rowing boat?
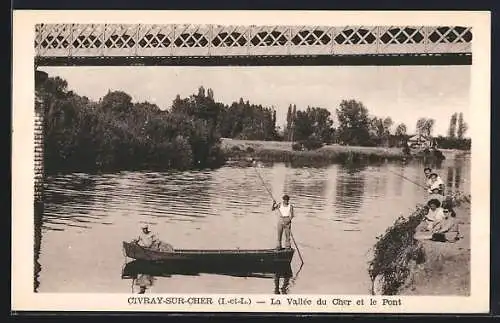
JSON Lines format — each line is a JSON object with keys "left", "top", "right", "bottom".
{"left": 123, "top": 241, "right": 294, "bottom": 265}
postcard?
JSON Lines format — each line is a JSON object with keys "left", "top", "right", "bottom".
{"left": 12, "top": 10, "right": 490, "bottom": 313}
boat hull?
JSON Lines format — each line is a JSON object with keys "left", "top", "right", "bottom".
{"left": 123, "top": 241, "right": 294, "bottom": 266}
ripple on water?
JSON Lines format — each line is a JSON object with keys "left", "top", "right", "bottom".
{"left": 38, "top": 160, "right": 470, "bottom": 293}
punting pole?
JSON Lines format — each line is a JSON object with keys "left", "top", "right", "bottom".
{"left": 252, "top": 163, "right": 305, "bottom": 266}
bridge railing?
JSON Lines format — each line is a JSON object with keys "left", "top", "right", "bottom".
{"left": 35, "top": 24, "right": 472, "bottom": 57}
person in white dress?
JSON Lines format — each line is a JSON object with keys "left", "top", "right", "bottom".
{"left": 428, "top": 173, "right": 445, "bottom": 195}
{"left": 424, "top": 198, "right": 446, "bottom": 231}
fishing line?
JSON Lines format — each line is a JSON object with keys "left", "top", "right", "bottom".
{"left": 386, "top": 167, "right": 471, "bottom": 204}
{"left": 385, "top": 168, "right": 427, "bottom": 190}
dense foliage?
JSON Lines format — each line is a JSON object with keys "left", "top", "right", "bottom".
{"left": 368, "top": 207, "right": 427, "bottom": 295}
{"left": 41, "top": 78, "right": 226, "bottom": 173}
{"left": 40, "top": 75, "right": 471, "bottom": 173}
{"left": 439, "top": 112, "right": 471, "bottom": 150}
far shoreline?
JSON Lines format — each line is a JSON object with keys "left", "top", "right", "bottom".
{"left": 43, "top": 138, "right": 470, "bottom": 176}
{"left": 221, "top": 138, "right": 468, "bottom": 166}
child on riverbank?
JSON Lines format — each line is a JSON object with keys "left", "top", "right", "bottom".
{"left": 428, "top": 173, "right": 445, "bottom": 195}
{"left": 423, "top": 199, "right": 445, "bottom": 231}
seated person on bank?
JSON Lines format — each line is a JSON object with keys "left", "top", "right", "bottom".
{"left": 427, "top": 173, "right": 445, "bottom": 195}
{"left": 430, "top": 206, "right": 460, "bottom": 242}
{"left": 133, "top": 224, "right": 174, "bottom": 252}
{"left": 426, "top": 188, "right": 444, "bottom": 206}
{"left": 422, "top": 199, "right": 445, "bottom": 231}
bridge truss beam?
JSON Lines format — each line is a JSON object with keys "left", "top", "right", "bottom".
{"left": 35, "top": 24, "right": 472, "bottom": 66}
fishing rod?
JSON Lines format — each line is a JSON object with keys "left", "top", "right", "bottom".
{"left": 387, "top": 167, "right": 472, "bottom": 206}
{"left": 252, "top": 162, "right": 305, "bottom": 266}
{"left": 385, "top": 168, "right": 428, "bottom": 190}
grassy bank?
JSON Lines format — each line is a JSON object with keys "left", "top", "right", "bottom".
{"left": 221, "top": 138, "right": 406, "bottom": 166}
{"left": 368, "top": 192, "right": 471, "bottom": 295}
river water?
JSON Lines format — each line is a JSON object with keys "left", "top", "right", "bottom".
{"left": 37, "top": 156, "right": 470, "bottom": 294}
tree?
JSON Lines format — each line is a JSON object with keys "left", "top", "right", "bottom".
{"left": 285, "top": 105, "right": 292, "bottom": 140}
{"left": 42, "top": 76, "right": 227, "bottom": 173}
{"left": 416, "top": 118, "right": 435, "bottom": 137}
{"left": 207, "top": 88, "right": 214, "bottom": 100}
{"left": 100, "top": 90, "right": 134, "bottom": 115}
{"left": 383, "top": 117, "right": 393, "bottom": 134}
{"left": 368, "top": 116, "right": 393, "bottom": 146}
{"left": 447, "top": 113, "right": 458, "bottom": 138}
{"left": 395, "top": 123, "right": 407, "bottom": 137}
{"left": 336, "top": 99, "right": 371, "bottom": 146}
{"left": 457, "top": 112, "right": 468, "bottom": 139}
{"left": 393, "top": 123, "right": 408, "bottom": 147}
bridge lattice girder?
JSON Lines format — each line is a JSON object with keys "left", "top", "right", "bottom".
{"left": 35, "top": 24, "right": 472, "bottom": 58}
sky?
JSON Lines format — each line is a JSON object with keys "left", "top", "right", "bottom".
{"left": 40, "top": 65, "right": 471, "bottom": 136}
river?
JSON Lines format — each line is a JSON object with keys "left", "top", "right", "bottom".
{"left": 36, "top": 156, "right": 470, "bottom": 294}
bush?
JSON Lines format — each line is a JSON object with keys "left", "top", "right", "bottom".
{"left": 292, "top": 142, "right": 303, "bottom": 151}
{"left": 245, "top": 146, "right": 255, "bottom": 153}
{"left": 299, "top": 137, "right": 324, "bottom": 150}
{"left": 231, "top": 145, "right": 241, "bottom": 151}
{"left": 368, "top": 206, "right": 428, "bottom": 295}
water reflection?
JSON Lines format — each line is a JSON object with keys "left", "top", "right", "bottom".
{"left": 274, "top": 273, "right": 292, "bottom": 294}
{"left": 140, "top": 171, "right": 214, "bottom": 221}
{"left": 122, "top": 260, "right": 294, "bottom": 294}
{"left": 391, "top": 166, "right": 405, "bottom": 197}
{"left": 133, "top": 274, "right": 156, "bottom": 294}
{"left": 342, "top": 162, "right": 368, "bottom": 175}
{"left": 446, "top": 161, "right": 463, "bottom": 191}
{"left": 287, "top": 169, "right": 328, "bottom": 213}
{"left": 454, "top": 166, "right": 462, "bottom": 190}
{"left": 37, "top": 158, "right": 470, "bottom": 294}
{"left": 43, "top": 174, "right": 101, "bottom": 232}
{"left": 34, "top": 202, "right": 43, "bottom": 292}
{"left": 335, "top": 164, "right": 366, "bottom": 216}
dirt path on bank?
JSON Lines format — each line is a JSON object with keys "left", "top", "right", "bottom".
{"left": 401, "top": 203, "right": 471, "bottom": 296}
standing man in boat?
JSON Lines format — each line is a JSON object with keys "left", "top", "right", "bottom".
{"left": 272, "top": 195, "right": 294, "bottom": 250}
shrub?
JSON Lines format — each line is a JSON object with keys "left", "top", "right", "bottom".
{"left": 292, "top": 142, "right": 303, "bottom": 151}
{"left": 368, "top": 206, "right": 427, "bottom": 295}
{"left": 299, "top": 137, "right": 324, "bottom": 150}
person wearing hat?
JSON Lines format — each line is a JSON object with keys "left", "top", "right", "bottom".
{"left": 430, "top": 206, "right": 461, "bottom": 242}
{"left": 133, "top": 224, "right": 160, "bottom": 249}
{"left": 272, "top": 194, "right": 295, "bottom": 250}
{"left": 423, "top": 198, "right": 445, "bottom": 231}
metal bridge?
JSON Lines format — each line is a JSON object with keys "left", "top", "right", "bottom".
{"left": 35, "top": 24, "right": 472, "bottom": 65}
